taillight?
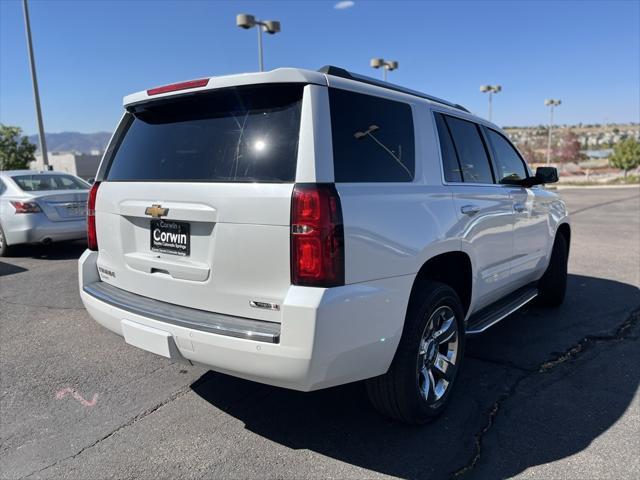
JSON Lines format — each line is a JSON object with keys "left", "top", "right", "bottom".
{"left": 10, "top": 201, "right": 41, "bottom": 214}
{"left": 147, "top": 78, "right": 209, "bottom": 96}
{"left": 291, "top": 183, "right": 344, "bottom": 287}
{"left": 87, "top": 181, "right": 100, "bottom": 251}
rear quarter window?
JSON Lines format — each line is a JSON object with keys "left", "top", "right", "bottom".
{"left": 329, "top": 88, "right": 415, "bottom": 182}
{"left": 104, "top": 84, "right": 304, "bottom": 183}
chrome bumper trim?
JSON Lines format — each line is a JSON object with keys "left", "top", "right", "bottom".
{"left": 83, "top": 281, "right": 280, "bottom": 343}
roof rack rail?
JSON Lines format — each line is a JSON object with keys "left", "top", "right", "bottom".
{"left": 318, "top": 65, "right": 470, "bottom": 113}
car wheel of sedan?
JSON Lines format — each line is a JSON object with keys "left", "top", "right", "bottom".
{"left": 366, "top": 281, "right": 465, "bottom": 424}
{"left": 0, "top": 224, "right": 10, "bottom": 257}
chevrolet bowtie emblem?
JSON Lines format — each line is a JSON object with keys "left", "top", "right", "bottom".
{"left": 145, "top": 204, "right": 169, "bottom": 218}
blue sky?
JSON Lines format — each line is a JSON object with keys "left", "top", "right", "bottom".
{"left": 1, "top": 0, "right": 638, "bottom": 134}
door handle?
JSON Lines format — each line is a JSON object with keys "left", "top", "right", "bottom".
{"left": 461, "top": 205, "right": 480, "bottom": 216}
{"left": 513, "top": 203, "right": 526, "bottom": 213}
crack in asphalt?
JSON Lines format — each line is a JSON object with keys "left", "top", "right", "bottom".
{"left": 464, "top": 355, "right": 535, "bottom": 373}
{"left": 16, "top": 373, "right": 271, "bottom": 479}
{"left": 451, "top": 305, "right": 640, "bottom": 478}
{"left": 17, "top": 379, "right": 203, "bottom": 480}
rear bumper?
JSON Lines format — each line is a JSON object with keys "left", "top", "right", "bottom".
{"left": 78, "top": 250, "right": 413, "bottom": 391}
{"left": 4, "top": 213, "right": 86, "bottom": 245}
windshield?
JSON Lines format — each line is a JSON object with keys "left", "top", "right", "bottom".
{"left": 104, "top": 84, "right": 304, "bottom": 183}
{"left": 12, "top": 174, "right": 89, "bottom": 192}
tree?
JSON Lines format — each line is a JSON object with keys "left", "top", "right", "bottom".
{"left": 0, "top": 125, "right": 36, "bottom": 170}
{"left": 518, "top": 142, "right": 543, "bottom": 164}
{"left": 554, "top": 130, "right": 584, "bottom": 163}
{"left": 609, "top": 138, "right": 640, "bottom": 177}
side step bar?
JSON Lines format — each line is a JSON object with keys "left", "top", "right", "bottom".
{"left": 465, "top": 285, "right": 538, "bottom": 335}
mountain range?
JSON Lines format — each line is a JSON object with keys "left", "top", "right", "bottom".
{"left": 29, "top": 132, "right": 112, "bottom": 154}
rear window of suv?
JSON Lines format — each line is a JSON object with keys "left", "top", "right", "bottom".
{"left": 104, "top": 84, "right": 304, "bottom": 183}
{"left": 329, "top": 88, "right": 415, "bottom": 182}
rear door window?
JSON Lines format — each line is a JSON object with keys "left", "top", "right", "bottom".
{"left": 104, "top": 84, "right": 304, "bottom": 183}
{"left": 329, "top": 88, "right": 415, "bottom": 182}
{"left": 443, "top": 115, "right": 494, "bottom": 184}
{"left": 485, "top": 128, "right": 529, "bottom": 183}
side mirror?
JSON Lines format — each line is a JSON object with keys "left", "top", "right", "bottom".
{"left": 534, "top": 166, "right": 559, "bottom": 184}
{"left": 510, "top": 167, "right": 558, "bottom": 188}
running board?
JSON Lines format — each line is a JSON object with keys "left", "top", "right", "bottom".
{"left": 465, "top": 286, "right": 538, "bottom": 335}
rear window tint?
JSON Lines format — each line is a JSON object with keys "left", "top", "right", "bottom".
{"left": 12, "top": 174, "right": 88, "bottom": 191}
{"left": 329, "top": 88, "right": 415, "bottom": 182}
{"left": 105, "top": 84, "right": 304, "bottom": 183}
{"left": 444, "top": 115, "right": 494, "bottom": 184}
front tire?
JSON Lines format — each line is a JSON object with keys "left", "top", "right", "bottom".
{"left": 366, "top": 281, "right": 465, "bottom": 424}
{"left": 537, "top": 234, "right": 568, "bottom": 307}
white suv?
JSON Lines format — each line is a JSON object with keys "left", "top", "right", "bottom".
{"left": 79, "top": 66, "right": 569, "bottom": 424}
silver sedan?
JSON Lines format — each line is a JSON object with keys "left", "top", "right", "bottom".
{"left": 0, "top": 170, "right": 89, "bottom": 256}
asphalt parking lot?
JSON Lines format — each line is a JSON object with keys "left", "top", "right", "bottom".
{"left": 1, "top": 186, "right": 639, "bottom": 480}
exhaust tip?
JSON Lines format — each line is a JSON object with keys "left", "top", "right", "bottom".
{"left": 41, "top": 238, "right": 52, "bottom": 246}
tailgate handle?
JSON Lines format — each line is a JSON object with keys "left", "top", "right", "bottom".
{"left": 124, "top": 253, "right": 210, "bottom": 282}
{"left": 151, "top": 268, "right": 171, "bottom": 276}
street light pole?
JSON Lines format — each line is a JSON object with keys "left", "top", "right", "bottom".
{"left": 22, "top": 0, "right": 48, "bottom": 168}
{"left": 545, "top": 99, "right": 562, "bottom": 165}
{"left": 256, "top": 24, "right": 263, "bottom": 72}
{"left": 237, "top": 14, "right": 281, "bottom": 72}
{"left": 480, "top": 85, "right": 501, "bottom": 122}
{"left": 370, "top": 58, "right": 399, "bottom": 81}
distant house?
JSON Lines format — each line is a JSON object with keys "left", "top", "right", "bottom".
{"left": 32, "top": 151, "right": 102, "bottom": 180}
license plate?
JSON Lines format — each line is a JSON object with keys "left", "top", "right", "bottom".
{"left": 150, "top": 220, "right": 190, "bottom": 256}
{"left": 65, "top": 204, "right": 86, "bottom": 217}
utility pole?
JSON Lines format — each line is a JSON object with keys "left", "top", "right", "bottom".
{"left": 545, "top": 99, "right": 562, "bottom": 165}
{"left": 22, "top": 0, "right": 49, "bottom": 169}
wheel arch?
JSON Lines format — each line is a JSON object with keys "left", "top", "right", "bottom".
{"left": 407, "top": 251, "right": 473, "bottom": 317}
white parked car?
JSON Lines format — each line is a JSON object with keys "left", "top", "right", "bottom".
{"left": 0, "top": 170, "right": 89, "bottom": 256}
{"left": 79, "top": 67, "right": 569, "bottom": 424}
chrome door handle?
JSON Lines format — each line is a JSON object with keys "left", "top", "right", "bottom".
{"left": 513, "top": 203, "right": 526, "bottom": 212}
{"left": 461, "top": 205, "right": 480, "bottom": 216}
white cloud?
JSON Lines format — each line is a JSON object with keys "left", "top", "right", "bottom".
{"left": 334, "top": 1, "right": 355, "bottom": 10}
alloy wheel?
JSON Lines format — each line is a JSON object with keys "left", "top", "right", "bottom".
{"left": 416, "top": 305, "right": 459, "bottom": 407}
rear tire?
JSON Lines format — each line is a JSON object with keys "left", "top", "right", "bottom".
{"left": 537, "top": 234, "right": 568, "bottom": 307}
{"left": 366, "top": 281, "right": 465, "bottom": 424}
{"left": 0, "top": 224, "right": 10, "bottom": 257}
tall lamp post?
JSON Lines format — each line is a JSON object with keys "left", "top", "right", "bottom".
{"left": 480, "top": 85, "right": 501, "bottom": 122}
{"left": 370, "top": 58, "right": 398, "bottom": 82}
{"left": 22, "top": 0, "right": 48, "bottom": 169}
{"left": 236, "top": 14, "right": 281, "bottom": 72}
{"left": 544, "top": 99, "right": 562, "bottom": 165}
